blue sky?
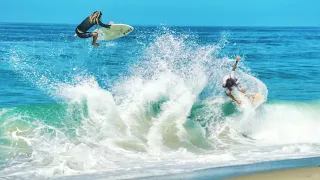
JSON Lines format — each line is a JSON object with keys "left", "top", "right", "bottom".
{"left": 1, "top": 0, "right": 320, "bottom": 26}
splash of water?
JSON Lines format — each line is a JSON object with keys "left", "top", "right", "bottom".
{"left": 3, "top": 27, "right": 319, "bottom": 180}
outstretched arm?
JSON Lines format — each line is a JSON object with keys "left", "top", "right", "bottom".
{"left": 232, "top": 56, "right": 241, "bottom": 71}
{"left": 97, "top": 19, "right": 112, "bottom": 28}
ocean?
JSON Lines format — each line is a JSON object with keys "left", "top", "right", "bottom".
{"left": 0, "top": 23, "right": 319, "bottom": 179}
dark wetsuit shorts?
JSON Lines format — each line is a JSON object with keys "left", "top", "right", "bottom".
{"left": 76, "top": 29, "right": 93, "bottom": 38}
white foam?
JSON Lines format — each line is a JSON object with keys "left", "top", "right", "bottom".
{"left": 237, "top": 103, "right": 320, "bottom": 144}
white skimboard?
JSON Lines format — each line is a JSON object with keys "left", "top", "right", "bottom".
{"left": 245, "top": 93, "right": 265, "bottom": 106}
{"left": 94, "top": 24, "right": 134, "bottom": 41}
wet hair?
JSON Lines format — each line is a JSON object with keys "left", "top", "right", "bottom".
{"left": 93, "top": 11, "right": 102, "bottom": 17}
{"left": 90, "top": 11, "right": 102, "bottom": 24}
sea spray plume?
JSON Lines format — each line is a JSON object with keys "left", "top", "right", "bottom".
{"left": 112, "top": 28, "right": 225, "bottom": 153}
{"left": 56, "top": 76, "right": 127, "bottom": 143}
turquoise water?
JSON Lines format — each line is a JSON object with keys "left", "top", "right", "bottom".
{"left": 0, "top": 23, "right": 319, "bottom": 179}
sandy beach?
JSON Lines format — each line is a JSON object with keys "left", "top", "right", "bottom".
{"left": 224, "top": 166, "right": 320, "bottom": 180}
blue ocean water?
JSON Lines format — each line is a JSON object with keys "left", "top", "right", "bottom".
{"left": 0, "top": 23, "right": 319, "bottom": 179}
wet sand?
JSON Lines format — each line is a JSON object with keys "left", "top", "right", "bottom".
{"left": 224, "top": 166, "right": 320, "bottom": 180}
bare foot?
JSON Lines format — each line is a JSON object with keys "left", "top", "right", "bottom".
{"left": 92, "top": 43, "right": 100, "bottom": 46}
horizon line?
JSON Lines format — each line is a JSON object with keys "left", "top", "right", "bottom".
{"left": 1, "top": 21, "right": 320, "bottom": 28}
